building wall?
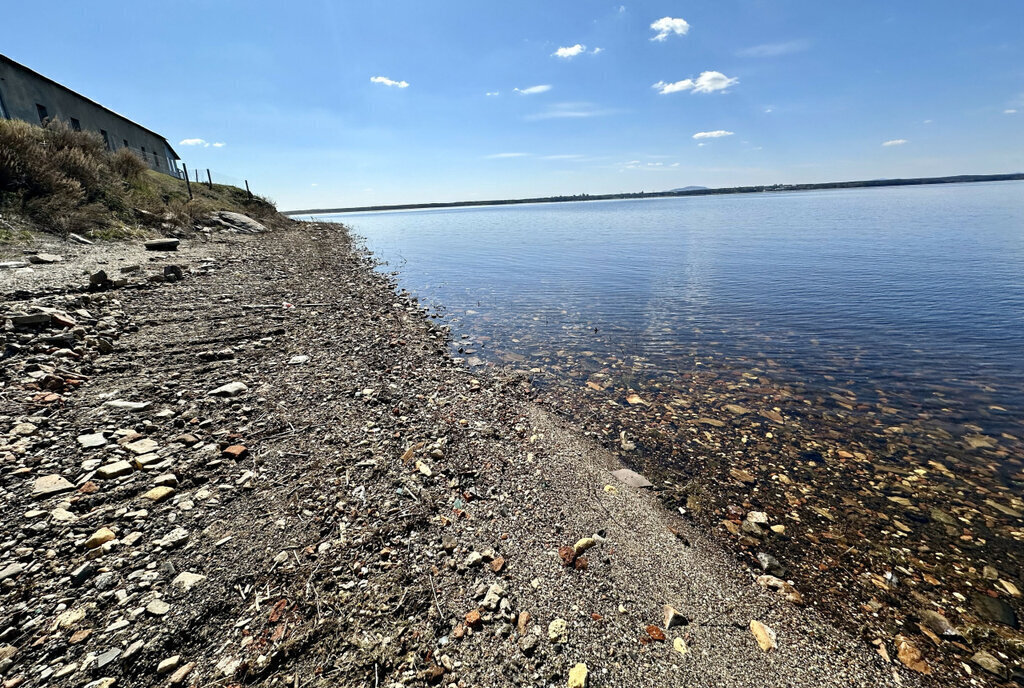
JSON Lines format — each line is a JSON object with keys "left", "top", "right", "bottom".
{"left": 0, "top": 58, "right": 179, "bottom": 176}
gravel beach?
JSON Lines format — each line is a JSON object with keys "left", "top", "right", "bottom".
{"left": 0, "top": 221, "right": 929, "bottom": 687}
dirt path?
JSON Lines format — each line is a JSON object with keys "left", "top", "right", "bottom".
{"left": 0, "top": 224, "right": 918, "bottom": 687}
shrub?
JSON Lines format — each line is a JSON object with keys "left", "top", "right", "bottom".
{"left": 110, "top": 147, "right": 148, "bottom": 184}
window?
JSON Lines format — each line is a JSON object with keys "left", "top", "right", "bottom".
{"left": 0, "top": 86, "right": 8, "bottom": 119}
{"left": 100, "top": 130, "right": 110, "bottom": 149}
{"left": 36, "top": 104, "right": 48, "bottom": 123}
{"left": 153, "top": 151, "right": 160, "bottom": 167}
{"left": 123, "top": 139, "right": 129, "bottom": 148}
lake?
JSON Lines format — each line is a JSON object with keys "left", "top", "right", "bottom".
{"left": 320, "top": 182, "right": 1024, "bottom": 438}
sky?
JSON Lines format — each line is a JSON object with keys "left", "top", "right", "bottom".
{"left": 4, "top": 1, "right": 1023, "bottom": 209}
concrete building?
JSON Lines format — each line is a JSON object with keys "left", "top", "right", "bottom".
{"left": 0, "top": 54, "right": 180, "bottom": 176}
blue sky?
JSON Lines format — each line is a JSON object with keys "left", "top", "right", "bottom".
{"left": 4, "top": 1, "right": 1023, "bottom": 209}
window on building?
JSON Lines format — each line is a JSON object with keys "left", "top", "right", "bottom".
{"left": 69, "top": 118, "right": 81, "bottom": 131}
{"left": 153, "top": 152, "right": 160, "bottom": 167}
{"left": 141, "top": 146, "right": 146, "bottom": 161}
{"left": 100, "top": 130, "right": 110, "bottom": 149}
{"left": 0, "top": 87, "right": 9, "bottom": 119}
{"left": 123, "top": 139, "right": 129, "bottom": 148}
{"left": 36, "top": 104, "right": 48, "bottom": 123}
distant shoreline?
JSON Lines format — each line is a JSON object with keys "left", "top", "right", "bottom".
{"left": 285, "top": 172, "right": 1024, "bottom": 216}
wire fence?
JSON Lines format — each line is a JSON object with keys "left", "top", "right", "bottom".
{"left": 176, "top": 162, "right": 259, "bottom": 202}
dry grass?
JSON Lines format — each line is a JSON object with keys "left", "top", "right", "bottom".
{"left": 0, "top": 118, "right": 278, "bottom": 239}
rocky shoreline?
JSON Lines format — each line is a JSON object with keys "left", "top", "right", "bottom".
{"left": 0, "top": 221, "right": 930, "bottom": 687}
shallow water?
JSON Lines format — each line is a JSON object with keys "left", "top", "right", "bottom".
{"left": 319, "top": 181, "right": 1024, "bottom": 441}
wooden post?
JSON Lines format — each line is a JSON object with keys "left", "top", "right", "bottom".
{"left": 245, "top": 180, "right": 253, "bottom": 200}
{"left": 206, "top": 169, "right": 213, "bottom": 189}
{"left": 182, "top": 163, "right": 193, "bottom": 200}
{"left": 194, "top": 168, "right": 199, "bottom": 183}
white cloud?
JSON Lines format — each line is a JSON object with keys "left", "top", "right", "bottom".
{"left": 486, "top": 152, "right": 530, "bottom": 159}
{"left": 179, "top": 138, "right": 225, "bottom": 149}
{"left": 1005, "top": 109, "right": 1018, "bottom": 114}
{"left": 542, "top": 154, "right": 584, "bottom": 160}
{"left": 486, "top": 91, "right": 500, "bottom": 97}
{"left": 653, "top": 71, "right": 737, "bottom": 95}
{"left": 650, "top": 17, "right": 690, "bottom": 41}
{"left": 592, "top": 47, "right": 604, "bottom": 55}
{"left": 882, "top": 139, "right": 908, "bottom": 146}
{"left": 553, "top": 44, "right": 586, "bottom": 59}
{"left": 370, "top": 76, "right": 409, "bottom": 88}
{"left": 923, "top": 119, "right": 933, "bottom": 124}
{"left": 693, "top": 130, "right": 734, "bottom": 139}
{"left": 737, "top": 40, "right": 810, "bottom": 58}
{"left": 514, "top": 84, "right": 552, "bottom": 95}
{"left": 671, "top": 162, "right": 680, "bottom": 167}
{"left": 525, "top": 102, "right": 613, "bottom": 120}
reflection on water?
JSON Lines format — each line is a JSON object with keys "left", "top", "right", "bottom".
{"left": 319, "top": 182, "right": 1024, "bottom": 678}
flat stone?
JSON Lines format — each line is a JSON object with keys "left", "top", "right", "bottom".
{"left": 96, "top": 460, "right": 134, "bottom": 479}
{"left": 124, "top": 438, "right": 159, "bottom": 455}
{"left": 169, "top": 662, "right": 195, "bottom": 685}
{"left": 104, "top": 400, "right": 153, "bottom": 412}
{"left": 610, "top": 468, "right": 653, "bottom": 489}
{"left": 209, "top": 381, "right": 248, "bottom": 397}
{"left": 0, "top": 563, "right": 25, "bottom": 582}
{"left": 157, "top": 656, "right": 181, "bottom": 674}
{"left": 288, "top": 355, "right": 309, "bottom": 364}
{"left": 95, "top": 648, "right": 122, "bottom": 669}
{"left": 142, "top": 486, "right": 175, "bottom": 503}
{"left": 971, "top": 650, "right": 1007, "bottom": 678}
{"left": 750, "top": 620, "right": 777, "bottom": 651}
{"left": 171, "top": 572, "right": 207, "bottom": 591}
{"left": 159, "top": 527, "right": 189, "bottom": 549}
{"left": 144, "top": 238, "right": 180, "bottom": 251}
{"left": 146, "top": 599, "right": 170, "bottom": 616}
{"left": 32, "top": 474, "right": 75, "bottom": 497}
{"left": 85, "top": 527, "right": 116, "bottom": 548}
{"left": 28, "top": 253, "right": 63, "bottom": 264}
{"left": 77, "top": 433, "right": 108, "bottom": 449}
{"left": 11, "top": 422, "right": 37, "bottom": 436}
{"left": 972, "top": 592, "right": 1018, "bottom": 628}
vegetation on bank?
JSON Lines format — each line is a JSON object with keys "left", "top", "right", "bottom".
{"left": 0, "top": 118, "right": 277, "bottom": 239}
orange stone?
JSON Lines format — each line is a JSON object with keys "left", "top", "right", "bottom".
{"left": 222, "top": 445, "right": 248, "bottom": 459}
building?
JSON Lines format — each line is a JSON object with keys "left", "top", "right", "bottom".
{"left": 0, "top": 54, "right": 181, "bottom": 177}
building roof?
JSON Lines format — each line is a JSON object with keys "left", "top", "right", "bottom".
{"left": 0, "top": 53, "right": 180, "bottom": 160}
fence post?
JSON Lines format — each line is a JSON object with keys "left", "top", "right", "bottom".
{"left": 194, "top": 168, "right": 199, "bottom": 183}
{"left": 245, "top": 180, "right": 253, "bottom": 200}
{"left": 182, "top": 163, "right": 193, "bottom": 200}
{"left": 206, "top": 169, "right": 213, "bottom": 190}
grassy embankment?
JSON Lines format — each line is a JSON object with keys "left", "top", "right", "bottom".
{"left": 0, "top": 118, "right": 276, "bottom": 243}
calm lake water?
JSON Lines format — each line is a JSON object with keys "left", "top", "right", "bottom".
{"left": 319, "top": 182, "right": 1024, "bottom": 440}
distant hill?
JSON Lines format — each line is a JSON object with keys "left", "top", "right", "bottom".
{"left": 668, "top": 186, "right": 707, "bottom": 192}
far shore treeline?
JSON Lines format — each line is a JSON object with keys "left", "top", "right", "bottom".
{"left": 287, "top": 172, "right": 1024, "bottom": 216}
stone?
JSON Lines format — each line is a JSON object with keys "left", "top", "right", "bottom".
{"left": 70, "top": 562, "right": 96, "bottom": 586}
{"left": 171, "top": 572, "right": 207, "bottom": 591}
{"left": 482, "top": 583, "right": 503, "bottom": 610}
{"left": 146, "top": 599, "right": 170, "bottom": 616}
{"left": 548, "top": 618, "right": 567, "bottom": 643}
{"left": 69, "top": 232, "right": 93, "bottom": 245}
{"left": 464, "top": 551, "right": 483, "bottom": 567}
{"left": 573, "top": 537, "right": 596, "bottom": 555}
{"left": 757, "top": 552, "right": 786, "bottom": 577}
{"left": 51, "top": 507, "right": 77, "bottom": 522}
{"left": 104, "top": 400, "right": 153, "bottom": 412}
{"left": 95, "top": 648, "right": 122, "bottom": 669}
{"left": 142, "top": 486, "right": 175, "bottom": 503}
{"left": 663, "top": 604, "right": 687, "bottom": 629}
{"left": 673, "top": 637, "right": 688, "bottom": 655}
{"left": 55, "top": 607, "right": 86, "bottom": 629}
{"left": 518, "top": 634, "right": 538, "bottom": 656}
{"left": 919, "top": 610, "right": 957, "bottom": 637}
{"left": 124, "top": 438, "right": 159, "bottom": 455}
{"left": 464, "top": 609, "right": 482, "bottom": 628}
{"left": 0, "top": 563, "right": 25, "bottom": 582}
{"left": 96, "top": 461, "right": 134, "bottom": 479}
{"left": 750, "top": 620, "right": 776, "bottom": 651}
{"left": 154, "top": 473, "right": 178, "bottom": 487}
{"left": 610, "top": 468, "right": 653, "bottom": 489}
{"left": 28, "top": 253, "right": 64, "bottom": 264}
{"left": 567, "top": 663, "right": 588, "bottom": 688}
{"left": 724, "top": 404, "right": 750, "bottom": 415}
{"left": 157, "top": 656, "right": 181, "bottom": 674}
{"left": 895, "top": 635, "right": 931, "bottom": 675}
{"left": 144, "top": 238, "right": 180, "bottom": 251}
{"left": 971, "top": 651, "right": 1006, "bottom": 678}
{"left": 209, "top": 381, "right": 248, "bottom": 397}
{"left": 730, "top": 468, "right": 756, "bottom": 484}
{"left": 222, "top": 445, "right": 248, "bottom": 459}
{"left": 288, "top": 355, "right": 309, "bottom": 365}
{"left": 169, "top": 662, "right": 195, "bottom": 685}
{"left": 86, "top": 528, "right": 116, "bottom": 548}
{"left": 77, "top": 432, "right": 107, "bottom": 448}
{"left": 160, "top": 527, "right": 190, "bottom": 549}
{"left": 32, "top": 474, "right": 75, "bottom": 497}
{"left": 11, "top": 422, "right": 37, "bottom": 436}
{"left": 210, "top": 211, "right": 268, "bottom": 234}
{"left": 972, "top": 592, "right": 1018, "bottom": 628}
